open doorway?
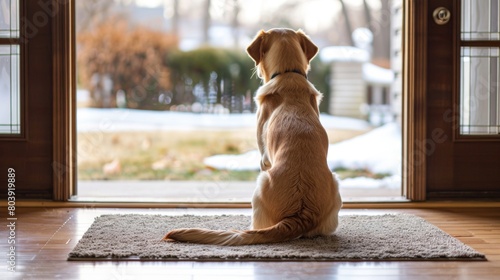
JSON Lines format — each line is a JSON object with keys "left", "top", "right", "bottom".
{"left": 75, "top": 0, "right": 404, "bottom": 202}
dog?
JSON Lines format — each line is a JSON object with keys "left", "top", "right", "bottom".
{"left": 163, "top": 28, "right": 342, "bottom": 245}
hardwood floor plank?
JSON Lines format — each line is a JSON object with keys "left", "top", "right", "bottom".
{"left": 2, "top": 206, "right": 500, "bottom": 280}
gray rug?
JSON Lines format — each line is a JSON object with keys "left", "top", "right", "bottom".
{"left": 68, "top": 214, "right": 485, "bottom": 261}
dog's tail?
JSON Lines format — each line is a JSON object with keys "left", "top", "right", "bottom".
{"left": 163, "top": 216, "right": 312, "bottom": 246}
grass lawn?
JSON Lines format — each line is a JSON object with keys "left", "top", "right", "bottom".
{"left": 77, "top": 128, "right": 375, "bottom": 181}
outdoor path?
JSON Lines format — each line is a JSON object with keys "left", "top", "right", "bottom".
{"left": 76, "top": 180, "right": 402, "bottom": 202}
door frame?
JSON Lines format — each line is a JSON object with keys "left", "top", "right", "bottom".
{"left": 402, "top": 0, "right": 427, "bottom": 200}
{"left": 52, "top": 0, "right": 428, "bottom": 201}
{"left": 53, "top": 0, "right": 76, "bottom": 200}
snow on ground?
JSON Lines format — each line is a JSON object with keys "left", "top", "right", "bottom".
{"left": 327, "top": 122, "right": 401, "bottom": 175}
{"left": 77, "top": 108, "right": 371, "bottom": 131}
{"left": 204, "top": 123, "right": 401, "bottom": 174}
{"left": 204, "top": 150, "right": 261, "bottom": 171}
{"left": 77, "top": 108, "right": 401, "bottom": 189}
{"left": 204, "top": 123, "right": 402, "bottom": 189}
{"left": 340, "top": 175, "right": 401, "bottom": 189}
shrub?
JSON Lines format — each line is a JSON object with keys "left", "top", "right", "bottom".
{"left": 166, "top": 47, "right": 330, "bottom": 113}
{"left": 166, "top": 47, "right": 261, "bottom": 113}
{"left": 77, "top": 20, "right": 330, "bottom": 113}
{"left": 77, "top": 18, "right": 178, "bottom": 110}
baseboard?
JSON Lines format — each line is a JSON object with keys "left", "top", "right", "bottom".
{"left": 427, "top": 191, "right": 500, "bottom": 200}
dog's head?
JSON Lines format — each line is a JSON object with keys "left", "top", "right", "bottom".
{"left": 246, "top": 28, "right": 318, "bottom": 83}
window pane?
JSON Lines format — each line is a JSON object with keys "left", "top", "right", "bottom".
{"left": 0, "top": 45, "right": 20, "bottom": 134}
{"left": 0, "top": 0, "right": 19, "bottom": 38}
{"left": 461, "top": 0, "right": 500, "bottom": 40}
{"left": 460, "top": 47, "right": 500, "bottom": 135}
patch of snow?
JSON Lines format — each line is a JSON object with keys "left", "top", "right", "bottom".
{"left": 340, "top": 175, "right": 401, "bottom": 189}
{"left": 77, "top": 89, "right": 90, "bottom": 103}
{"left": 77, "top": 108, "right": 371, "bottom": 132}
{"left": 203, "top": 122, "right": 402, "bottom": 189}
{"left": 327, "top": 122, "right": 401, "bottom": 175}
{"left": 204, "top": 150, "right": 261, "bottom": 171}
{"left": 362, "top": 63, "right": 394, "bottom": 85}
{"left": 320, "top": 46, "right": 370, "bottom": 63}
{"left": 319, "top": 113, "right": 371, "bottom": 130}
{"left": 77, "top": 108, "right": 256, "bottom": 131}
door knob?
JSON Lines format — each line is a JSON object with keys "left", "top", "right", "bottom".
{"left": 433, "top": 7, "right": 451, "bottom": 25}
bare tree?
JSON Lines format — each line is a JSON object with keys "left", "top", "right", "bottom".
{"left": 362, "top": 0, "right": 372, "bottom": 28}
{"left": 76, "top": 0, "right": 114, "bottom": 32}
{"left": 172, "top": 0, "right": 180, "bottom": 36}
{"left": 371, "top": 0, "right": 391, "bottom": 64}
{"left": 202, "top": 0, "right": 211, "bottom": 44}
{"left": 339, "top": 0, "right": 354, "bottom": 46}
{"left": 231, "top": 0, "right": 241, "bottom": 48}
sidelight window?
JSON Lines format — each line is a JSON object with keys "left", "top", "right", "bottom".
{"left": 0, "top": 0, "right": 21, "bottom": 135}
{"left": 459, "top": 0, "right": 500, "bottom": 135}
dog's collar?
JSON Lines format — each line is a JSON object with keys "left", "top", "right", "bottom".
{"left": 270, "top": 69, "right": 307, "bottom": 80}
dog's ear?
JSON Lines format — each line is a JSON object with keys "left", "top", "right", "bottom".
{"left": 247, "top": 30, "right": 266, "bottom": 65}
{"left": 297, "top": 30, "right": 318, "bottom": 62}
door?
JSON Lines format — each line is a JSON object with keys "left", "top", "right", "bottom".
{"left": 0, "top": 1, "right": 57, "bottom": 199}
{"left": 426, "top": 0, "right": 500, "bottom": 197}
{"left": 0, "top": 1, "right": 74, "bottom": 200}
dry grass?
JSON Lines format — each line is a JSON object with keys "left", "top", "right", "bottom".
{"left": 77, "top": 128, "right": 369, "bottom": 181}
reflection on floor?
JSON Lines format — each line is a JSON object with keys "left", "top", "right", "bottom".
{"left": 9, "top": 206, "right": 500, "bottom": 279}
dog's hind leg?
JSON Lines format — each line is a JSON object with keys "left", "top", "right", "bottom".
{"left": 250, "top": 172, "right": 275, "bottom": 230}
{"left": 304, "top": 174, "right": 342, "bottom": 237}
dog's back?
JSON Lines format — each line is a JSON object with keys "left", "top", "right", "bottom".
{"left": 164, "top": 29, "right": 342, "bottom": 245}
{"left": 252, "top": 70, "right": 341, "bottom": 238}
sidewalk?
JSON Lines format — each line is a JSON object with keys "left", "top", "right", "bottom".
{"left": 76, "top": 180, "right": 403, "bottom": 203}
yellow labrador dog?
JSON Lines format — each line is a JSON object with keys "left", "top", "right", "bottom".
{"left": 164, "top": 28, "right": 342, "bottom": 245}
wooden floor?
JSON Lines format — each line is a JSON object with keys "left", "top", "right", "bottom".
{"left": 2, "top": 205, "right": 500, "bottom": 280}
